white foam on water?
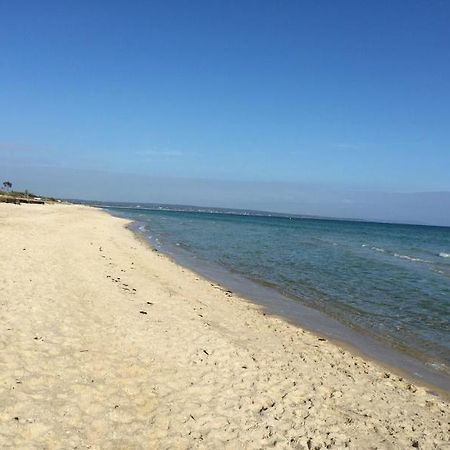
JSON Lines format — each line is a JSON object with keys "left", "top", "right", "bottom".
{"left": 426, "top": 361, "right": 449, "bottom": 373}
{"left": 372, "top": 247, "right": 385, "bottom": 253}
{"left": 438, "top": 252, "right": 450, "bottom": 258}
{"left": 393, "top": 253, "right": 429, "bottom": 263}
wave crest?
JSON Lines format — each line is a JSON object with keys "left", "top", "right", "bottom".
{"left": 393, "top": 253, "right": 429, "bottom": 263}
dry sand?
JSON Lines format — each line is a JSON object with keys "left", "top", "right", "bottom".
{"left": 0, "top": 203, "right": 448, "bottom": 449}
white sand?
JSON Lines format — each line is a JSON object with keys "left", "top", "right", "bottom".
{"left": 0, "top": 203, "right": 448, "bottom": 449}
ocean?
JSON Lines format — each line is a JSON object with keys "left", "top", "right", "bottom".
{"left": 96, "top": 202, "right": 450, "bottom": 388}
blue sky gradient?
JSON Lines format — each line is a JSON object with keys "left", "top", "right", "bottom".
{"left": 1, "top": 1, "right": 450, "bottom": 223}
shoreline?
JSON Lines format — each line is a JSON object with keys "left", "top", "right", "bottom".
{"left": 1, "top": 203, "right": 449, "bottom": 448}
{"left": 123, "top": 215, "right": 450, "bottom": 396}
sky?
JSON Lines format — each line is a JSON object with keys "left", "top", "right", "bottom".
{"left": 1, "top": 1, "right": 450, "bottom": 224}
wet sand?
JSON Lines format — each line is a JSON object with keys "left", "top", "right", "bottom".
{"left": 0, "top": 203, "right": 448, "bottom": 449}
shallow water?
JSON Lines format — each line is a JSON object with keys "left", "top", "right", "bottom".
{"left": 101, "top": 203, "right": 450, "bottom": 377}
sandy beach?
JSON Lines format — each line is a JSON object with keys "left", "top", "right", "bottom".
{"left": 0, "top": 203, "right": 448, "bottom": 449}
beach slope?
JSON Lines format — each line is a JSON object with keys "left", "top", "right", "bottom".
{"left": 0, "top": 203, "right": 448, "bottom": 449}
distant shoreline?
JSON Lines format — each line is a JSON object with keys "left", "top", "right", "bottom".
{"left": 73, "top": 198, "right": 450, "bottom": 229}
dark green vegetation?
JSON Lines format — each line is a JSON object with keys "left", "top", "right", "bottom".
{"left": 0, "top": 181, "right": 57, "bottom": 204}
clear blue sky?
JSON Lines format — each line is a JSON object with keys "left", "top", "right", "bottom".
{"left": 1, "top": 1, "right": 450, "bottom": 223}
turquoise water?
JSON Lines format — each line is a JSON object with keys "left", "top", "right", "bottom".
{"left": 105, "top": 204, "right": 450, "bottom": 372}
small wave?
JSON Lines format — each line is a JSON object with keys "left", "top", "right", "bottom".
{"left": 361, "top": 244, "right": 386, "bottom": 253}
{"left": 438, "top": 252, "right": 450, "bottom": 258}
{"left": 393, "top": 253, "right": 429, "bottom": 263}
{"left": 426, "top": 362, "right": 449, "bottom": 373}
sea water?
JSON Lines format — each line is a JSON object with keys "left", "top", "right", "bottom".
{"left": 101, "top": 203, "right": 450, "bottom": 379}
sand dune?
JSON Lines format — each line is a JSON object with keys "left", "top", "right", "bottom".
{"left": 0, "top": 203, "right": 448, "bottom": 449}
